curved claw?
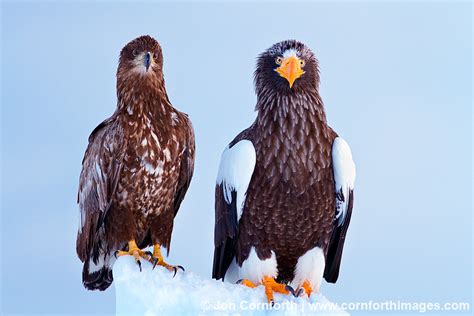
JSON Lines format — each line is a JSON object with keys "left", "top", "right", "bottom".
{"left": 144, "top": 251, "right": 153, "bottom": 258}
{"left": 285, "top": 285, "right": 297, "bottom": 297}
{"left": 296, "top": 288, "right": 305, "bottom": 297}
{"left": 151, "top": 257, "right": 158, "bottom": 270}
{"left": 270, "top": 299, "right": 275, "bottom": 307}
{"left": 114, "top": 250, "right": 119, "bottom": 259}
{"left": 136, "top": 259, "right": 142, "bottom": 272}
{"left": 171, "top": 265, "right": 185, "bottom": 277}
{"left": 236, "top": 279, "right": 244, "bottom": 284}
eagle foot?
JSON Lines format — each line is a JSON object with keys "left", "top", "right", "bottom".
{"left": 236, "top": 279, "right": 258, "bottom": 288}
{"left": 262, "top": 276, "right": 292, "bottom": 304}
{"left": 237, "top": 277, "right": 292, "bottom": 304}
{"left": 295, "top": 280, "right": 313, "bottom": 298}
{"left": 148, "top": 244, "right": 185, "bottom": 277}
{"left": 115, "top": 240, "right": 150, "bottom": 272}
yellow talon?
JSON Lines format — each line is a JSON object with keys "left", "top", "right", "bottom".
{"left": 147, "top": 244, "right": 184, "bottom": 276}
{"left": 115, "top": 240, "right": 150, "bottom": 271}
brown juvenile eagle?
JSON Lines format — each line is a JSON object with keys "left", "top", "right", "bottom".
{"left": 77, "top": 35, "right": 195, "bottom": 291}
{"left": 212, "top": 40, "right": 356, "bottom": 303}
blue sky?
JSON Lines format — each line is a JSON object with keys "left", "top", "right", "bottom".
{"left": 1, "top": 1, "right": 472, "bottom": 315}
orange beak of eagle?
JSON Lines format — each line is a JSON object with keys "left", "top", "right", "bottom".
{"left": 275, "top": 56, "right": 305, "bottom": 88}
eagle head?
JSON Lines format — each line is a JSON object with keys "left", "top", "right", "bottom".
{"left": 117, "top": 35, "right": 164, "bottom": 80}
{"left": 254, "top": 40, "right": 320, "bottom": 95}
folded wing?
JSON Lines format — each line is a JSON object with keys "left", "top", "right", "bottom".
{"left": 76, "top": 115, "right": 124, "bottom": 264}
{"left": 324, "top": 137, "right": 356, "bottom": 283}
{"left": 212, "top": 139, "right": 256, "bottom": 280}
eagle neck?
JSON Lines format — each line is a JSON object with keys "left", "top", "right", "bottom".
{"left": 116, "top": 76, "right": 173, "bottom": 122}
{"left": 254, "top": 89, "right": 330, "bottom": 139}
{"left": 253, "top": 89, "right": 334, "bottom": 182}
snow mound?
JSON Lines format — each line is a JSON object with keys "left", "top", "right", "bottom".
{"left": 114, "top": 256, "right": 349, "bottom": 316}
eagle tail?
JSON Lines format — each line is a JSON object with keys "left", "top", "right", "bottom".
{"left": 82, "top": 253, "right": 115, "bottom": 291}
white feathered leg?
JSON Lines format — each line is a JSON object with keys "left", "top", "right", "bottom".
{"left": 290, "top": 246, "right": 325, "bottom": 297}
{"left": 237, "top": 247, "right": 292, "bottom": 304}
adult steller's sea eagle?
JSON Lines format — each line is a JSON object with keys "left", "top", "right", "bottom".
{"left": 76, "top": 35, "right": 195, "bottom": 291}
{"left": 212, "top": 40, "right": 356, "bottom": 304}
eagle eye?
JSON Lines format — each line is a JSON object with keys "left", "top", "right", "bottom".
{"left": 275, "top": 57, "right": 283, "bottom": 65}
{"left": 300, "top": 59, "right": 306, "bottom": 67}
{"left": 132, "top": 49, "right": 138, "bottom": 57}
{"left": 153, "top": 53, "right": 159, "bottom": 61}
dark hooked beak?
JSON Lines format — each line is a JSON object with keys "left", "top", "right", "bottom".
{"left": 145, "top": 52, "right": 151, "bottom": 72}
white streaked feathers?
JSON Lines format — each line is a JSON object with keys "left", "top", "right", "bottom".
{"left": 79, "top": 156, "right": 107, "bottom": 233}
{"left": 88, "top": 251, "right": 116, "bottom": 273}
{"left": 332, "top": 137, "right": 356, "bottom": 226}
{"left": 88, "top": 255, "right": 105, "bottom": 273}
{"left": 78, "top": 177, "right": 93, "bottom": 232}
{"left": 163, "top": 148, "right": 171, "bottom": 161}
{"left": 170, "top": 112, "right": 179, "bottom": 126}
{"left": 142, "top": 161, "right": 163, "bottom": 176}
{"left": 216, "top": 140, "right": 256, "bottom": 221}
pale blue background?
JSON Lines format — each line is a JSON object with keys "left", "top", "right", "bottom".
{"left": 1, "top": 1, "right": 472, "bottom": 315}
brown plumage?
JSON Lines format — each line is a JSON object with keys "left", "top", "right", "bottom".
{"left": 77, "top": 35, "right": 194, "bottom": 291}
{"left": 213, "top": 40, "right": 355, "bottom": 302}
{"left": 233, "top": 94, "right": 337, "bottom": 282}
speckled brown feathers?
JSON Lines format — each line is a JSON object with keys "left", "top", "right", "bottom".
{"left": 77, "top": 36, "right": 194, "bottom": 290}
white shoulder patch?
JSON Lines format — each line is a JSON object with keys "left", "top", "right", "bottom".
{"left": 216, "top": 140, "right": 256, "bottom": 221}
{"left": 332, "top": 137, "right": 356, "bottom": 226}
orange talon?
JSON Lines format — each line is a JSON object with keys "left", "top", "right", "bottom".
{"left": 262, "top": 276, "right": 291, "bottom": 304}
{"left": 237, "top": 279, "right": 258, "bottom": 288}
{"left": 298, "top": 280, "right": 313, "bottom": 297}
{"left": 237, "top": 276, "right": 294, "bottom": 304}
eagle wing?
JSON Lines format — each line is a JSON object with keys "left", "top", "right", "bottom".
{"left": 76, "top": 114, "right": 124, "bottom": 262}
{"left": 172, "top": 116, "right": 195, "bottom": 217}
{"left": 324, "top": 137, "right": 356, "bottom": 283}
{"left": 212, "top": 138, "right": 256, "bottom": 280}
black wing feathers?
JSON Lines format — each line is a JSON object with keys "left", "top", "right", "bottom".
{"left": 212, "top": 187, "right": 238, "bottom": 280}
{"left": 324, "top": 189, "right": 354, "bottom": 283}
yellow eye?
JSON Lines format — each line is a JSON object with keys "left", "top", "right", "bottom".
{"left": 300, "top": 59, "right": 306, "bottom": 67}
{"left": 275, "top": 57, "right": 283, "bottom": 65}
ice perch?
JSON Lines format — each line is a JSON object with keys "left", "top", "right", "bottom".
{"left": 114, "top": 257, "right": 349, "bottom": 315}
